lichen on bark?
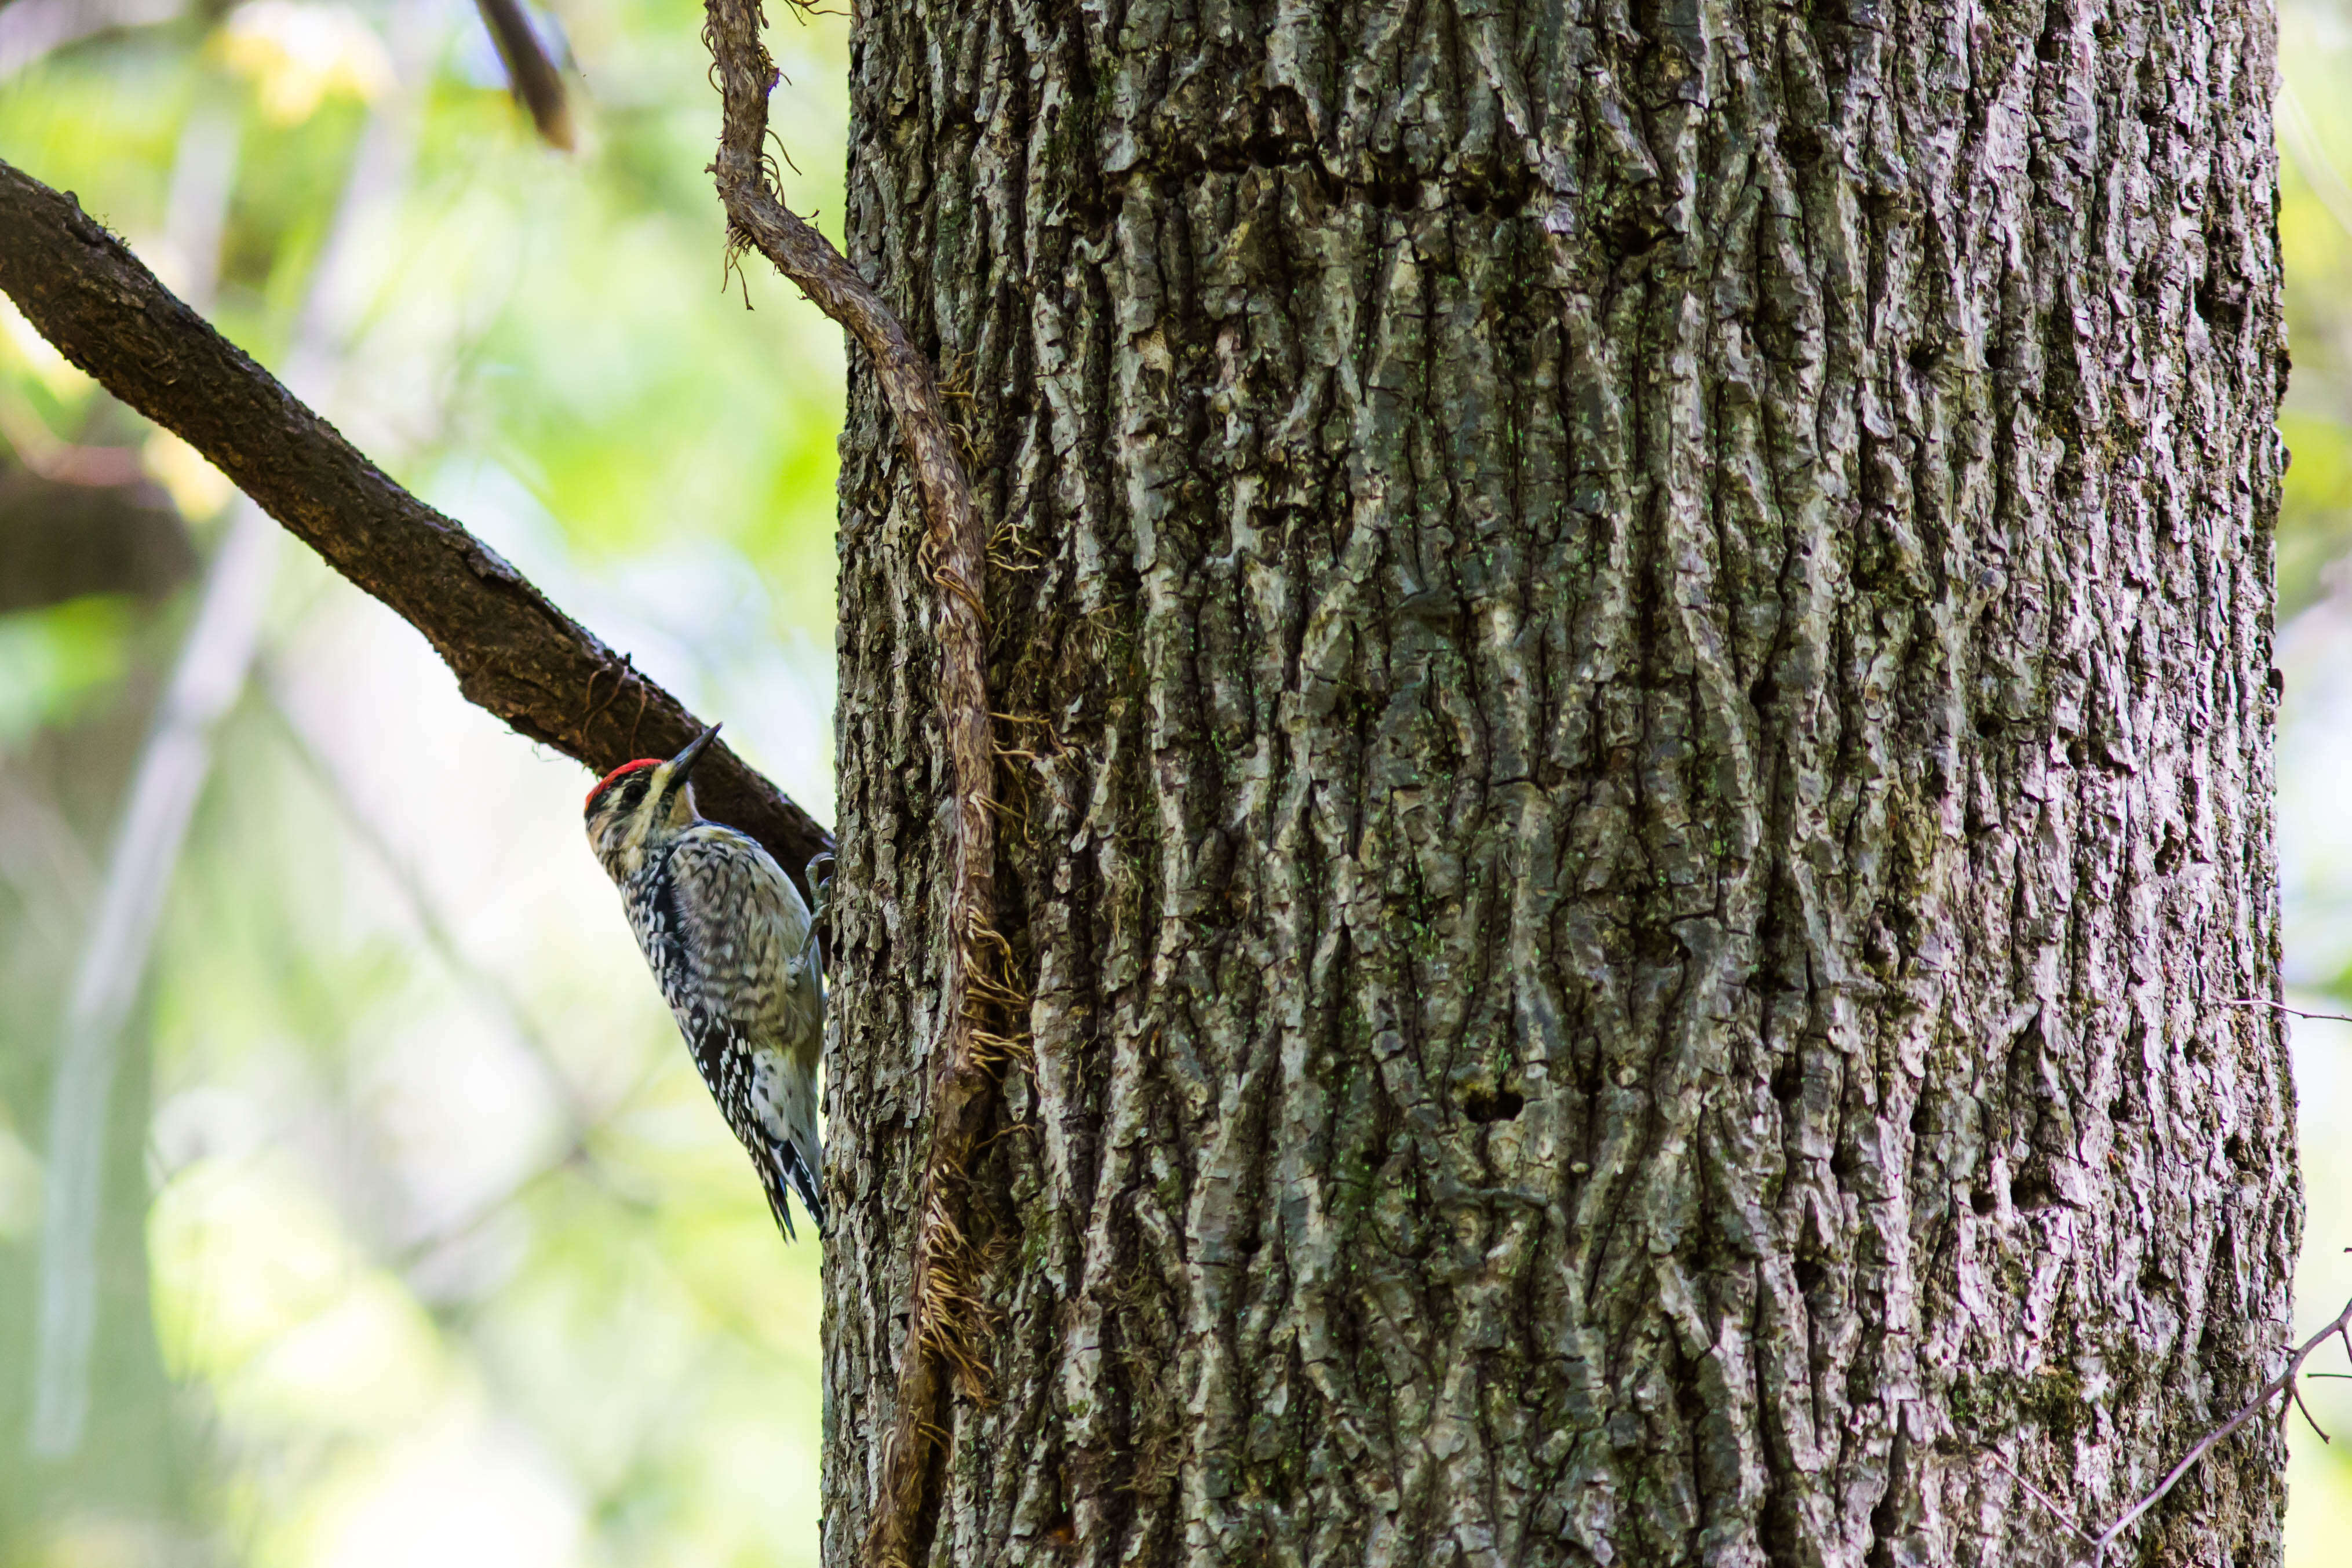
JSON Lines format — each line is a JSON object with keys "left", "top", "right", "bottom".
{"left": 821, "top": 0, "right": 2297, "bottom": 1559}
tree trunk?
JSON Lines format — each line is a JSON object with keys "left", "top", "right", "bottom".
{"left": 822, "top": 0, "right": 2295, "bottom": 1559}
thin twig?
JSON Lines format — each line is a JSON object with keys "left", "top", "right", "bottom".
{"left": 1983, "top": 1450, "right": 2101, "bottom": 1549}
{"left": 2083, "top": 1296, "right": 2352, "bottom": 1562}
{"left": 701, "top": 5, "right": 1005, "bottom": 1564}
{"left": 2288, "top": 1379, "right": 2330, "bottom": 1443}
{"left": 2221, "top": 997, "right": 2352, "bottom": 1027}
{"left": 1986, "top": 1290, "right": 2352, "bottom": 1563}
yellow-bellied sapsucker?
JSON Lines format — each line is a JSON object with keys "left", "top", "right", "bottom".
{"left": 584, "top": 725, "right": 826, "bottom": 1238}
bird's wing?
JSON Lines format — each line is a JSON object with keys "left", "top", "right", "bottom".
{"left": 645, "top": 827, "right": 824, "bottom": 1238}
{"left": 654, "top": 826, "right": 821, "bottom": 1059}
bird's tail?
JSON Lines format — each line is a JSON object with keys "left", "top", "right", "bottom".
{"left": 760, "top": 1125, "right": 826, "bottom": 1240}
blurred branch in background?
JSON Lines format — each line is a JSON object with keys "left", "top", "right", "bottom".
{"left": 0, "top": 394, "right": 145, "bottom": 486}
{"left": 0, "top": 0, "right": 183, "bottom": 83}
{"left": 27, "top": 33, "right": 425, "bottom": 1453}
{"left": 27, "top": 508, "right": 275, "bottom": 1457}
{"left": 0, "top": 468, "right": 192, "bottom": 611}
{"left": 149, "top": 93, "right": 236, "bottom": 307}
{"left": 0, "top": 159, "right": 835, "bottom": 887}
{"left": 472, "top": 0, "right": 572, "bottom": 151}
{"left": 0, "top": 763, "right": 94, "bottom": 948}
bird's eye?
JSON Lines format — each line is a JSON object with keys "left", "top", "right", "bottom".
{"left": 589, "top": 775, "right": 644, "bottom": 818}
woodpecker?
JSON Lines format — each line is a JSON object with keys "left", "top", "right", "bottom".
{"left": 584, "top": 725, "right": 826, "bottom": 1238}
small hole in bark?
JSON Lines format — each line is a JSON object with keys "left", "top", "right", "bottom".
{"left": 1781, "top": 126, "right": 1825, "bottom": 166}
{"left": 1771, "top": 1058, "right": 1804, "bottom": 1103}
{"left": 2066, "top": 739, "right": 2088, "bottom": 767}
{"left": 1906, "top": 341, "right": 1938, "bottom": 375}
{"left": 1974, "top": 713, "right": 2002, "bottom": 739}
{"left": 1463, "top": 1086, "right": 1525, "bottom": 1124}
{"left": 2194, "top": 274, "right": 2245, "bottom": 334}
{"left": 2011, "top": 1170, "right": 2061, "bottom": 1211}
{"left": 1909, "top": 1102, "right": 1931, "bottom": 1136}
{"left": 1868, "top": 1492, "right": 1901, "bottom": 1568}
{"left": 1970, "top": 1188, "right": 1996, "bottom": 1216}
{"left": 2034, "top": 27, "right": 2063, "bottom": 61}
{"left": 1794, "top": 1257, "right": 1826, "bottom": 1296}
{"left": 2108, "top": 1092, "right": 2132, "bottom": 1122}
{"left": 1605, "top": 209, "right": 1662, "bottom": 258}
{"left": 1830, "top": 1144, "right": 1857, "bottom": 1179}
{"left": 1749, "top": 672, "right": 1778, "bottom": 710}
{"left": 2139, "top": 1262, "right": 2169, "bottom": 1293}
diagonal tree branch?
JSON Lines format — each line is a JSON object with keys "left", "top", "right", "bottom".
{"left": 702, "top": 5, "right": 1005, "bottom": 1564}
{"left": 0, "top": 155, "right": 832, "bottom": 892}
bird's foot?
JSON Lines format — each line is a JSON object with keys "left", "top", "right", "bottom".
{"left": 805, "top": 852, "right": 837, "bottom": 933}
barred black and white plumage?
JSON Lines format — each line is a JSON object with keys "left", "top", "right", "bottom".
{"left": 584, "top": 727, "right": 826, "bottom": 1238}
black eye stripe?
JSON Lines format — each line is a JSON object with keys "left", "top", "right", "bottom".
{"left": 589, "top": 772, "right": 657, "bottom": 817}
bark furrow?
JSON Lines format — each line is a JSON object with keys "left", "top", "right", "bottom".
{"left": 823, "top": 0, "right": 2295, "bottom": 1560}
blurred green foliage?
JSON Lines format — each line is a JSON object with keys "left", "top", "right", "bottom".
{"left": 1, "top": 1, "right": 843, "bottom": 1562}
{"left": 2278, "top": 1, "right": 2352, "bottom": 1537}
{"left": 2281, "top": 32, "right": 2352, "bottom": 617}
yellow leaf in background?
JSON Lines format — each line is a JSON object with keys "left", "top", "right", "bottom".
{"left": 145, "top": 428, "right": 239, "bottom": 520}
{"left": 217, "top": 1, "right": 394, "bottom": 125}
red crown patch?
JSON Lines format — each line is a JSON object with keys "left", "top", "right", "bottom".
{"left": 585, "top": 757, "right": 662, "bottom": 811}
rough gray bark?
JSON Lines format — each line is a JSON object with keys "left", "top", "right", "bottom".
{"left": 821, "top": 0, "right": 2296, "bottom": 1560}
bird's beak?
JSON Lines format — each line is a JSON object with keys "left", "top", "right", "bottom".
{"left": 658, "top": 724, "right": 720, "bottom": 805}
{"left": 668, "top": 724, "right": 720, "bottom": 777}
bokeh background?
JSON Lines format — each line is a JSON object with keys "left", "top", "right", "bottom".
{"left": 0, "top": 1, "right": 843, "bottom": 1560}
{"left": 5, "top": 0, "right": 2352, "bottom": 1562}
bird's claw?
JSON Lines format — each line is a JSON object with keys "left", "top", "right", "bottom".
{"left": 805, "top": 852, "right": 837, "bottom": 931}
